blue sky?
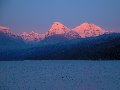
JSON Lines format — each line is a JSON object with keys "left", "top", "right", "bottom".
{"left": 0, "top": 0, "right": 120, "bottom": 33}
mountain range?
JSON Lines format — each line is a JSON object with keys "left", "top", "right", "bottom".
{"left": 0, "top": 22, "right": 120, "bottom": 60}
{"left": 0, "top": 22, "right": 110, "bottom": 41}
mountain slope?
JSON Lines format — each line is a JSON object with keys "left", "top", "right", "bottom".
{"left": 1, "top": 33, "right": 119, "bottom": 60}
{"left": 0, "top": 26, "right": 26, "bottom": 49}
{"left": 26, "top": 33, "right": 120, "bottom": 60}
{"left": 0, "top": 26, "right": 18, "bottom": 37}
{"left": 65, "top": 30, "right": 81, "bottom": 39}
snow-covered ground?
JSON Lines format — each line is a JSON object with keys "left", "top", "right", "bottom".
{"left": 0, "top": 60, "right": 120, "bottom": 90}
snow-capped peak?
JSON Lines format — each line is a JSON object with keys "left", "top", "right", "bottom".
{"left": 20, "top": 31, "right": 45, "bottom": 41}
{"left": 45, "top": 22, "right": 71, "bottom": 37}
{"left": 73, "top": 22, "right": 108, "bottom": 38}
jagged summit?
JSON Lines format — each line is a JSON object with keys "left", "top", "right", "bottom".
{"left": 45, "top": 22, "right": 71, "bottom": 37}
{"left": 20, "top": 31, "right": 45, "bottom": 41}
{"left": 73, "top": 22, "right": 108, "bottom": 38}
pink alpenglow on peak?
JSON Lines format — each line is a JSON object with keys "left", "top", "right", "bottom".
{"left": 0, "top": 26, "right": 17, "bottom": 36}
{"left": 45, "top": 22, "right": 71, "bottom": 37}
{"left": 20, "top": 31, "right": 45, "bottom": 41}
{"left": 0, "top": 26, "right": 10, "bottom": 33}
{"left": 0, "top": 22, "right": 112, "bottom": 42}
{"left": 73, "top": 23, "right": 108, "bottom": 38}
{"left": 0, "top": 26, "right": 9, "bottom": 30}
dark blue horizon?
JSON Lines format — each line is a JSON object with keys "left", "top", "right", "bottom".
{"left": 0, "top": 0, "right": 120, "bottom": 34}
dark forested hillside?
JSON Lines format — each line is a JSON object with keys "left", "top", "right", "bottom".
{"left": 0, "top": 33, "right": 120, "bottom": 60}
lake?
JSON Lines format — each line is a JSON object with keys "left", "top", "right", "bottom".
{"left": 0, "top": 60, "right": 120, "bottom": 90}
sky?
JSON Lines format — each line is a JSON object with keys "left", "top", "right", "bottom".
{"left": 0, "top": 0, "right": 120, "bottom": 34}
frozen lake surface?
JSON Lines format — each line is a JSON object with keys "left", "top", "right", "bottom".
{"left": 0, "top": 60, "right": 120, "bottom": 90}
